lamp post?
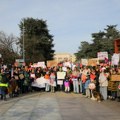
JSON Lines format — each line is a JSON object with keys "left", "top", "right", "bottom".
{"left": 23, "top": 20, "right": 25, "bottom": 62}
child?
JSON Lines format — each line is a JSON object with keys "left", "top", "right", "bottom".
{"left": 44, "top": 71, "right": 50, "bottom": 92}
{"left": 50, "top": 71, "right": 56, "bottom": 93}
{"left": 64, "top": 76, "right": 70, "bottom": 93}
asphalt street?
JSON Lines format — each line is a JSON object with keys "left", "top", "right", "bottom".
{"left": 0, "top": 92, "right": 120, "bottom": 120}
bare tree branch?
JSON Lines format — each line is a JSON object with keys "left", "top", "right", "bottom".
{"left": 0, "top": 31, "right": 18, "bottom": 52}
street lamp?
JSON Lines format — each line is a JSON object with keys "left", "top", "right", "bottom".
{"left": 23, "top": 20, "right": 25, "bottom": 62}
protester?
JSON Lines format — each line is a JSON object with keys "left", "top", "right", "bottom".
{"left": 56, "top": 67, "right": 65, "bottom": 91}
{"left": 64, "top": 76, "right": 70, "bottom": 93}
{"left": 0, "top": 70, "right": 8, "bottom": 101}
{"left": 44, "top": 71, "right": 50, "bottom": 92}
{"left": 50, "top": 70, "right": 56, "bottom": 93}
{"left": 71, "top": 67, "right": 80, "bottom": 94}
{"left": 0, "top": 60, "right": 120, "bottom": 104}
{"left": 99, "top": 68, "right": 109, "bottom": 100}
{"left": 85, "top": 76, "right": 91, "bottom": 98}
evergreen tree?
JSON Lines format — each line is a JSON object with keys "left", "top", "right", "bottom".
{"left": 76, "top": 25, "right": 120, "bottom": 60}
{"left": 19, "top": 17, "right": 55, "bottom": 63}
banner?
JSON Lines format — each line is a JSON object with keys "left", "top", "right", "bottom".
{"left": 32, "top": 77, "right": 46, "bottom": 88}
{"left": 32, "top": 82, "right": 45, "bottom": 88}
{"left": 31, "top": 62, "right": 46, "bottom": 68}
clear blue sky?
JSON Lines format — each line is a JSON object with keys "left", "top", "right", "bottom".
{"left": 0, "top": 0, "right": 120, "bottom": 54}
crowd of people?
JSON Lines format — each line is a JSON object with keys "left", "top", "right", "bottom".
{"left": 0, "top": 62, "right": 120, "bottom": 102}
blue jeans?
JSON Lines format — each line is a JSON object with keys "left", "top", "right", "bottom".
{"left": 45, "top": 83, "right": 50, "bottom": 92}
{"left": 82, "top": 83, "right": 85, "bottom": 94}
{"left": 0, "top": 88, "right": 6, "bottom": 100}
{"left": 111, "top": 91, "right": 116, "bottom": 98}
{"left": 73, "top": 79, "right": 79, "bottom": 93}
{"left": 100, "top": 86, "right": 107, "bottom": 100}
{"left": 79, "top": 80, "right": 82, "bottom": 93}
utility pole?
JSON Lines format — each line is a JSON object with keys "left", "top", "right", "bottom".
{"left": 23, "top": 19, "right": 25, "bottom": 62}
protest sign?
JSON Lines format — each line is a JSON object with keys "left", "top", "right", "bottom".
{"left": 63, "top": 62, "right": 71, "bottom": 68}
{"left": 81, "top": 59, "right": 88, "bottom": 66}
{"left": 47, "top": 60, "right": 58, "bottom": 67}
{"left": 62, "top": 66, "right": 67, "bottom": 72}
{"left": 111, "top": 53, "right": 120, "bottom": 65}
{"left": 88, "top": 58, "right": 99, "bottom": 66}
{"left": 30, "top": 74, "right": 35, "bottom": 78}
{"left": 57, "top": 71, "right": 66, "bottom": 79}
{"left": 37, "top": 62, "right": 46, "bottom": 68}
{"left": 57, "top": 80, "right": 63, "bottom": 85}
{"left": 111, "top": 75, "right": 120, "bottom": 81}
{"left": 97, "top": 52, "right": 108, "bottom": 60}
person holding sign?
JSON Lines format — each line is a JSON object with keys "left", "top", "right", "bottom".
{"left": 71, "top": 67, "right": 80, "bottom": 93}
{"left": 99, "top": 69, "right": 109, "bottom": 100}
{"left": 57, "top": 67, "right": 66, "bottom": 91}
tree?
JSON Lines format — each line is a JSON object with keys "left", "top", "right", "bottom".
{"left": 76, "top": 25, "right": 120, "bottom": 60}
{"left": 0, "top": 31, "right": 19, "bottom": 64}
{"left": 75, "top": 41, "right": 92, "bottom": 59}
{"left": 19, "top": 17, "right": 55, "bottom": 63}
{"left": 104, "top": 25, "right": 120, "bottom": 56}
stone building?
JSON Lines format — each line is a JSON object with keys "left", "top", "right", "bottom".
{"left": 54, "top": 53, "right": 76, "bottom": 63}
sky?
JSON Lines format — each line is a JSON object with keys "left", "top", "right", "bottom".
{"left": 0, "top": 0, "right": 120, "bottom": 54}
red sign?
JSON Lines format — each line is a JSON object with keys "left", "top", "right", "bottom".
{"left": 114, "top": 39, "right": 120, "bottom": 53}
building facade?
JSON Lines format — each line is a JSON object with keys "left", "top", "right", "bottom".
{"left": 54, "top": 53, "right": 76, "bottom": 63}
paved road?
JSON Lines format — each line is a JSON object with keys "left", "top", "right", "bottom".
{"left": 0, "top": 92, "right": 120, "bottom": 120}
